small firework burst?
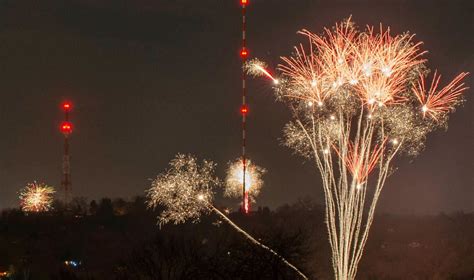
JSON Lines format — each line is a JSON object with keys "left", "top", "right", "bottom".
{"left": 225, "top": 158, "right": 266, "bottom": 202}
{"left": 19, "top": 182, "right": 55, "bottom": 212}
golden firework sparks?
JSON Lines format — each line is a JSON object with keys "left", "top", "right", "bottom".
{"left": 19, "top": 182, "right": 55, "bottom": 212}
{"left": 224, "top": 158, "right": 266, "bottom": 202}
{"left": 146, "top": 154, "right": 219, "bottom": 225}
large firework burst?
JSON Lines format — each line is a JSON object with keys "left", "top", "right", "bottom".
{"left": 248, "top": 18, "right": 468, "bottom": 280}
{"left": 146, "top": 154, "right": 307, "bottom": 279}
{"left": 19, "top": 182, "right": 55, "bottom": 212}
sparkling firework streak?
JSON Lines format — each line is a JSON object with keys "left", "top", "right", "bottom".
{"left": 146, "top": 154, "right": 307, "bottom": 279}
{"left": 225, "top": 158, "right": 266, "bottom": 211}
{"left": 255, "top": 18, "right": 468, "bottom": 280}
{"left": 19, "top": 182, "right": 55, "bottom": 212}
{"left": 246, "top": 58, "right": 279, "bottom": 84}
{"left": 333, "top": 139, "right": 387, "bottom": 185}
{"left": 413, "top": 71, "right": 469, "bottom": 120}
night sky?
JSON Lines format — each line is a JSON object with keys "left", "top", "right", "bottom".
{"left": 0, "top": 0, "right": 472, "bottom": 214}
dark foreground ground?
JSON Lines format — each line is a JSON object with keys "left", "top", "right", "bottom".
{"left": 0, "top": 197, "right": 473, "bottom": 279}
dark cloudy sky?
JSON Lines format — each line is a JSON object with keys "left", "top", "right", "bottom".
{"left": 0, "top": 0, "right": 472, "bottom": 214}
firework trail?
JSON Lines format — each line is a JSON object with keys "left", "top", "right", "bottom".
{"left": 146, "top": 154, "right": 307, "bottom": 279}
{"left": 208, "top": 204, "right": 308, "bottom": 280}
{"left": 246, "top": 58, "right": 279, "bottom": 84}
{"left": 19, "top": 182, "right": 55, "bottom": 212}
{"left": 250, "top": 18, "right": 468, "bottom": 280}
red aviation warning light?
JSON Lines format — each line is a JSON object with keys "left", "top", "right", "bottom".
{"left": 62, "top": 101, "right": 72, "bottom": 112}
{"left": 59, "top": 101, "right": 73, "bottom": 206}
{"left": 60, "top": 101, "right": 73, "bottom": 135}
{"left": 60, "top": 121, "right": 73, "bottom": 135}
{"left": 240, "top": 105, "right": 248, "bottom": 115}
{"left": 240, "top": 0, "right": 248, "bottom": 6}
{"left": 240, "top": 48, "right": 248, "bottom": 59}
